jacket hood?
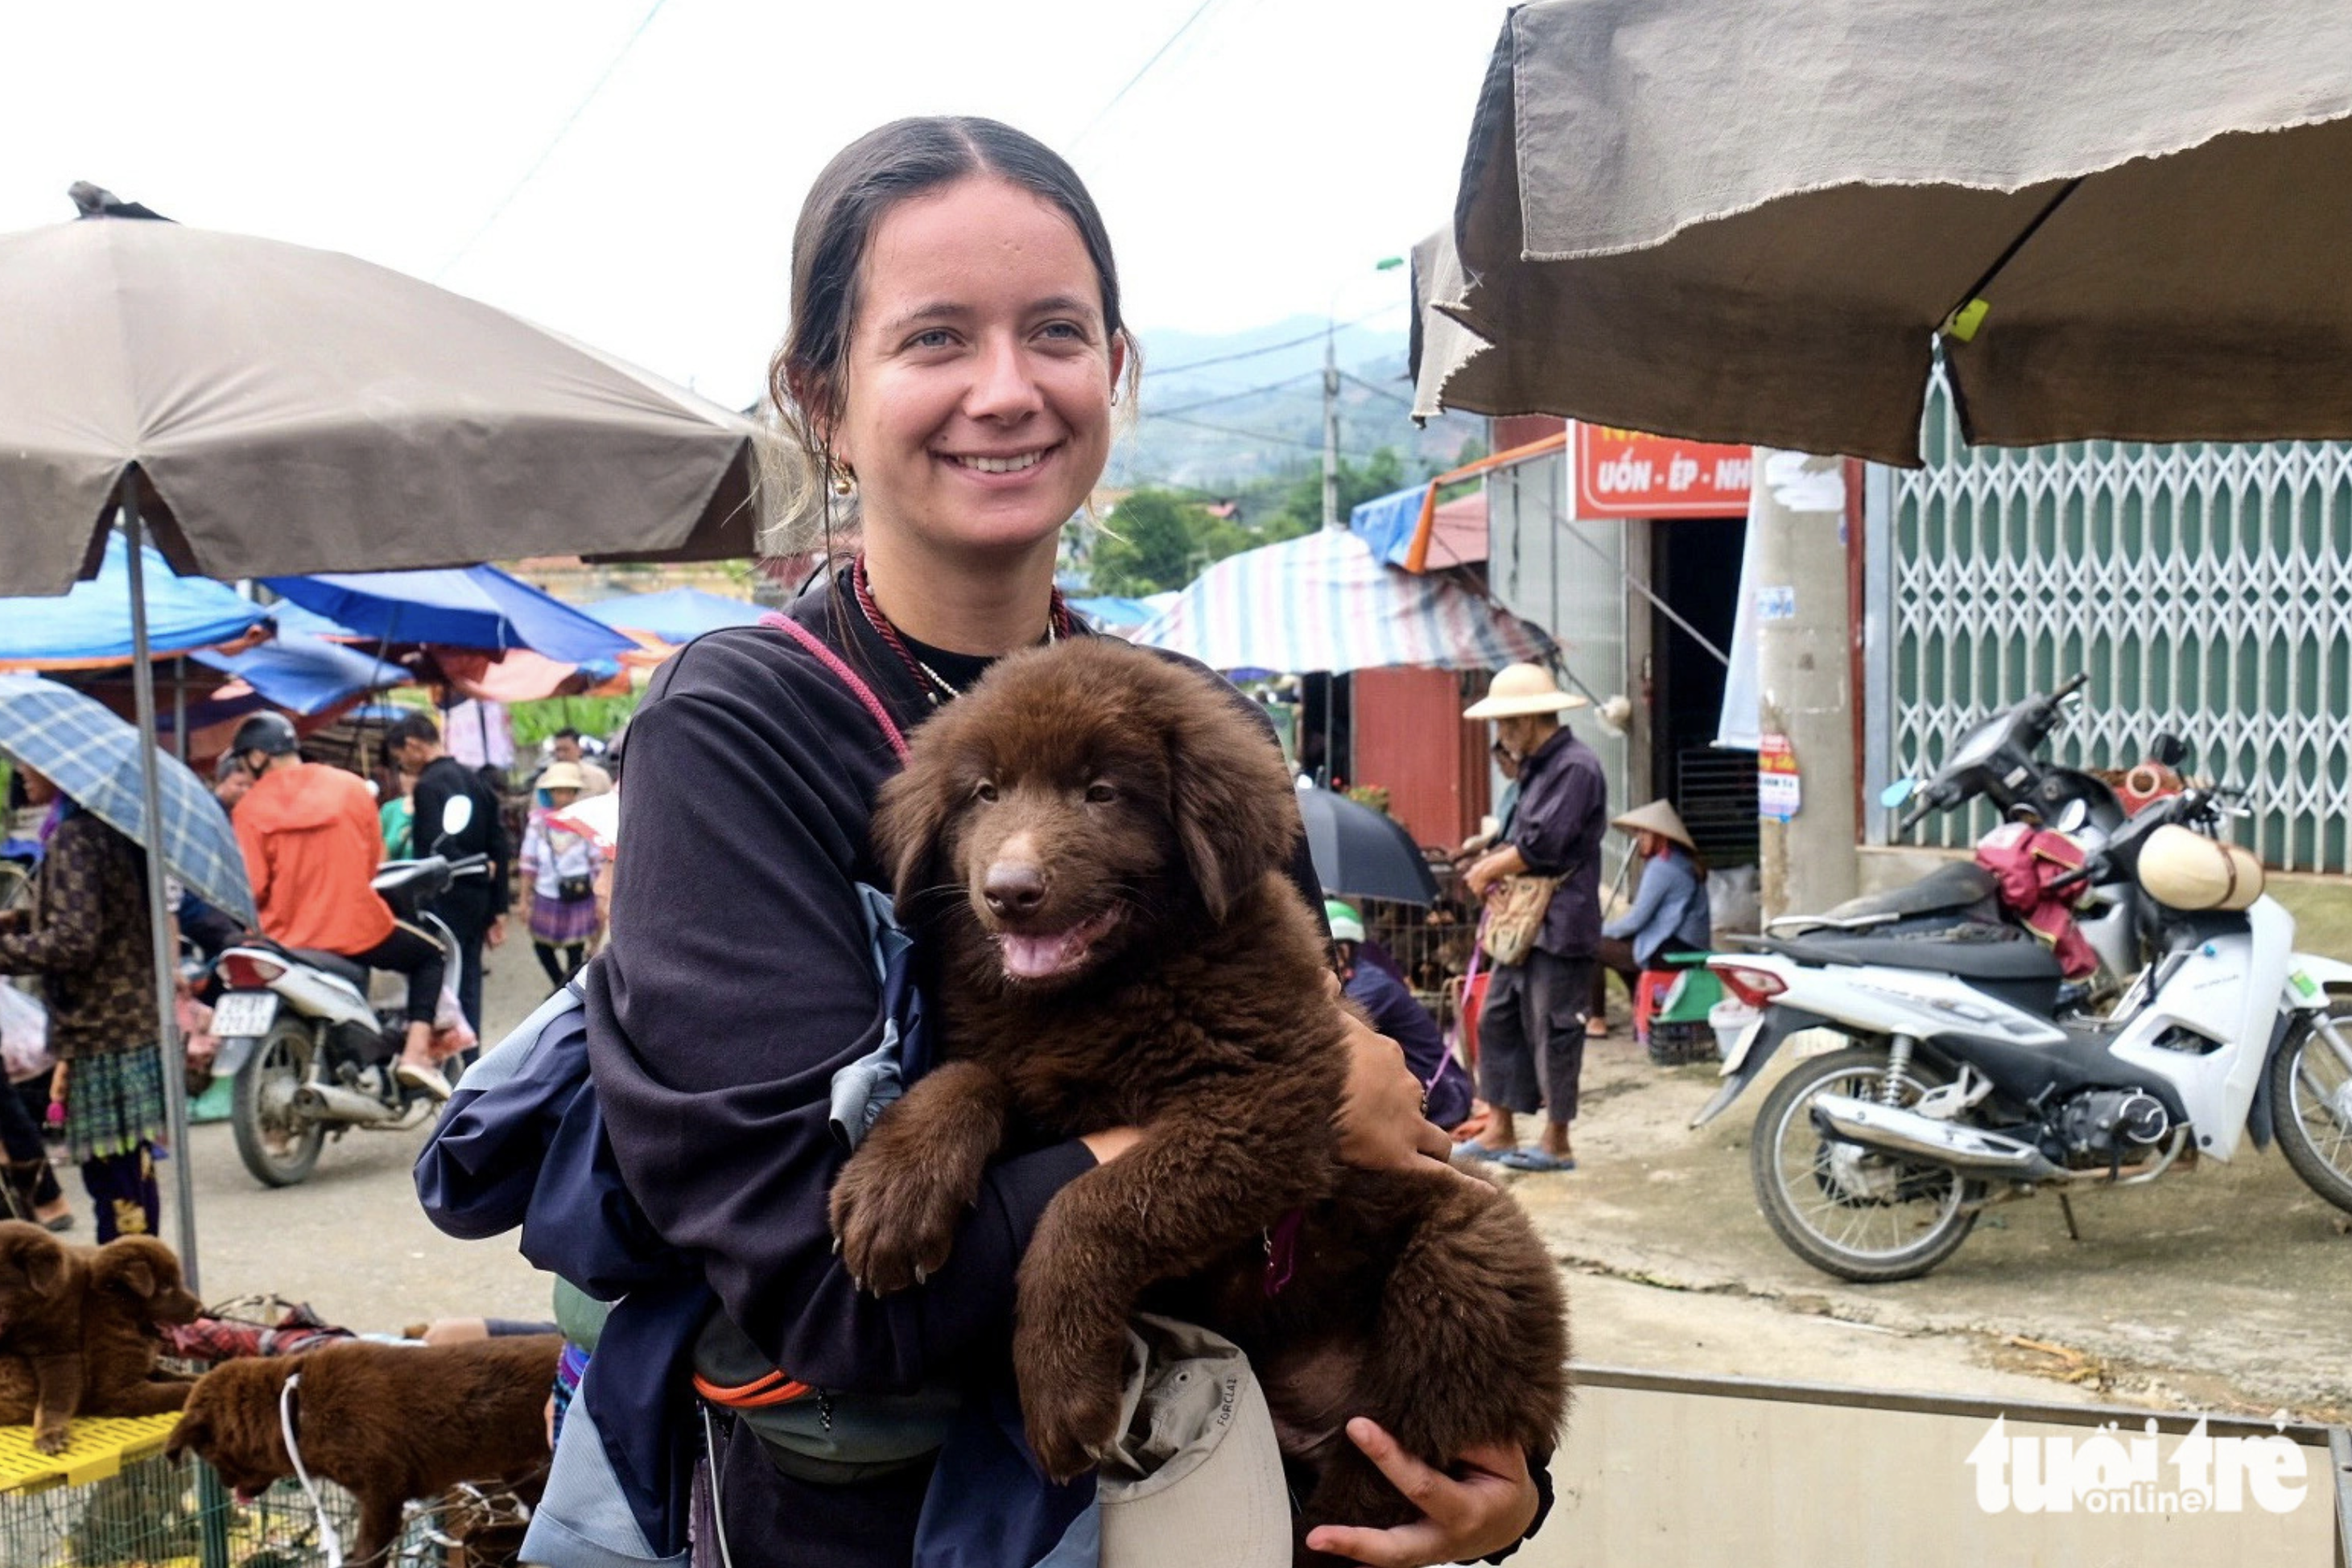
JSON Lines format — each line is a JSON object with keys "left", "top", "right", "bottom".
{"left": 242, "top": 763, "right": 361, "bottom": 834}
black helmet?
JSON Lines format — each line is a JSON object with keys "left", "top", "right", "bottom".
{"left": 229, "top": 712, "right": 300, "bottom": 759}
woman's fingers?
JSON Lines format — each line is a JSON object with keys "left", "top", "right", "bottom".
{"left": 1302, "top": 1419, "right": 1540, "bottom": 1566}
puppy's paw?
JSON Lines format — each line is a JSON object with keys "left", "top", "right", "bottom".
{"left": 827, "top": 1153, "right": 963, "bottom": 1297}
{"left": 32, "top": 1424, "right": 69, "bottom": 1457}
{"left": 1015, "top": 1318, "right": 1128, "bottom": 1483}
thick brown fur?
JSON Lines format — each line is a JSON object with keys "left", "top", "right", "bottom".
{"left": 166, "top": 1335, "right": 559, "bottom": 1566}
{"left": 834, "top": 639, "right": 1568, "bottom": 1558}
{"left": 0, "top": 1236, "right": 203, "bottom": 1432}
{"left": 0, "top": 1219, "right": 92, "bottom": 1452}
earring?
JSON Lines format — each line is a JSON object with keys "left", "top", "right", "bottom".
{"left": 831, "top": 461, "right": 856, "bottom": 496}
{"left": 1109, "top": 385, "right": 1120, "bottom": 407}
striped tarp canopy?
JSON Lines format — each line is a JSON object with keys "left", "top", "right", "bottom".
{"left": 1130, "top": 527, "right": 1556, "bottom": 675}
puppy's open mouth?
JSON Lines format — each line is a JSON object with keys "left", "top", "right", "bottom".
{"left": 994, "top": 908, "right": 1122, "bottom": 981}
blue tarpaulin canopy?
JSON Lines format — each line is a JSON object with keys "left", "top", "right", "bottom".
{"left": 192, "top": 633, "right": 409, "bottom": 716}
{"left": 1067, "top": 594, "right": 1172, "bottom": 631}
{"left": 583, "top": 587, "right": 764, "bottom": 642}
{"left": 263, "top": 566, "right": 636, "bottom": 663}
{"left": 0, "top": 535, "right": 265, "bottom": 667}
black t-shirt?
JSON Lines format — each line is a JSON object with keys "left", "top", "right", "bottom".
{"left": 411, "top": 754, "right": 512, "bottom": 914}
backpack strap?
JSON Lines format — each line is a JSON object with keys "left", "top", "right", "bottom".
{"left": 760, "top": 612, "right": 910, "bottom": 765}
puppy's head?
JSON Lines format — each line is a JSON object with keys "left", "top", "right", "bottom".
{"left": 167, "top": 1360, "right": 292, "bottom": 1499}
{"left": 91, "top": 1237, "right": 203, "bottom": 1328}
{"left": 875, "top": 641, "right": 1298, "bottom": 987}
{"left": 0, "top": 1220, "right": 72, "bottom": 1331}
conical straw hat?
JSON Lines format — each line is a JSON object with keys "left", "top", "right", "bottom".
{"left": 1611, "top": 798, "right": 1697, "bottom": 852}
{"left": 1463, "top": 663, "right": 1589, "bottom": 720}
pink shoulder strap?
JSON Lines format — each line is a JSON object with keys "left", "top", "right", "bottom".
{"left": 761, "top": 612, "right": 910, "bottom": 765}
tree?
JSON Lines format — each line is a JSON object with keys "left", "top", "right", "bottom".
{"left": 1257, "top": 445, "right": 1414, "bottom": 538}
{"left": 1089, "top": 489, "right": 1225, "bottom": 595}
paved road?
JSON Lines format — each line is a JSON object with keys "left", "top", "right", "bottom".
{"left": 144, "top": 951, "right": 2351, "bottom": 1422}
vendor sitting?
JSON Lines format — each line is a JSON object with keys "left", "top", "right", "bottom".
{"left": 1592, "top": 801, "right": 1712, "bottom": 1034}
{"left": 1326, "top": 899, "right": 1474, "bottom": 1133}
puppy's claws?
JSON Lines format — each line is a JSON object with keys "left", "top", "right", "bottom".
{"left": 914, "top": 1265, "right": 928, "bottom": 1285}
{"left": 831, "top": 1236, "right": 842, "bottom": 1256}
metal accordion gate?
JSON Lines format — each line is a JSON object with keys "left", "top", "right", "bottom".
{"left": 1865, "top": 382, "right": 2352, "bottom": 872}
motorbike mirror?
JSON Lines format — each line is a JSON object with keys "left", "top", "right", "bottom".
{"left": 1879, "top": 777, "right": 1918, "bottom": 809}
{"left": 2152, "top": 732, "right": 2189, "bottom": 768}
{"left": 439, "top": 794, "right": 475, "bottom": 840}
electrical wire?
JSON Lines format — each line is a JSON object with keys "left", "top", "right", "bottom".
{"left": 1074, "top": 0, "right": 1225, "bottom": 146}
{"left": 1145, "top": 370, "right": 1321, "bottom": 419}
{"left": 1339, "top": 370, "right": 1417, "bottom": 411}
{"left": 1145, "top": 412, "right": 1384, "bottom": 460}
{"left": 1143, "top": 306, "right": 1402, "bottom": 378}
{"left": 436, "top": 0, "right": 671, "bottom": 278}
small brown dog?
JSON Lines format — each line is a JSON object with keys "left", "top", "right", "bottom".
{"left": 831, "top": 640, "right": 1568, "bottom": 1554}
{"left": 0, "top": 1236, "right": 203, "bottom": 1434}
{"left": 167, "top": 1335, "right": 559, "bottom": 1565}
{"left": 0, "top": 1219, "right": 92, "bottom": 1452}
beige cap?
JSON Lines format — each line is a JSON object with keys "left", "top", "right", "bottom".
{"left": 2137, "top": 823, "right": 2264, "bottom": 912}
{"left": 537, "top": 761, "right": 588, "bottom": 794}
{"left": 1463, "top": 663, "right": 1590, "bottom": 720}
{"left": 1611, "top": 798, "right": 1698, "bottom": 853}
{"left": 1097, "top": 1315, "right": 1290, "bottom": 1568}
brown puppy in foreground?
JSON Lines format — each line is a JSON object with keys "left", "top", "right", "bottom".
{"left": 0, "top": 1236, "right": 203, "bottom": 1434}
{"left": 831, "top": 639, "right": 1568, "bottom": 1555}
{"left": 0, "top": 1220, "right": 92, "bottom": 1452}
{"left": 167, "top": 1335, "right": 559, "bottom": 1565}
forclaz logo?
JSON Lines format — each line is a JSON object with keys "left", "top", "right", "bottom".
{"left": 1966, "top": 1416, "right": 2309, "bottom": 1515}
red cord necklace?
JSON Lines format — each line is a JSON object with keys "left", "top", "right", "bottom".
{"left": 850, "top": 555, "right": 1076, "bottom": 708}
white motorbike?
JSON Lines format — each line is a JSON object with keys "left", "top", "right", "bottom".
{"left": 210, "top": 796, "right": 486, "bottom": 1187}
{"left": 1694, "top": 786, "right": 2352, "bottom": 1281}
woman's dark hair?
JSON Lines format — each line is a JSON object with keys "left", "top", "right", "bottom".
{"left": 762, "top": 117, "right": 1138, "bottom": 545}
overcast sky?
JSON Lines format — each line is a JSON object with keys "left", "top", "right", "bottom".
{"left": 2, "top": 1, "right": 1505, "bottom": 409}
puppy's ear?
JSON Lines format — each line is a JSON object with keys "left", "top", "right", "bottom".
{"left": 873, "top": 729, "right": 969, "bottom": 914}
{"left": 1167, "top": 680, "right": 1301, "bottom": 923}
{"left": 166, "top": 1411, "right": 208, "bottom": 1462}
{"left": 21, "top": 1239, "right": 63, "bottom": 1298}
{"left": 116, "top": 1257, "right": 158, "bottom": 1300}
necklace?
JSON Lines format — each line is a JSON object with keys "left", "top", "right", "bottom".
{"left": 850, "top": 555, "right": 1075, "bottom": 708}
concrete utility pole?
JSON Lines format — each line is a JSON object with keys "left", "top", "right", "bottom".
{"left": 1321, "top": 326, "right": 1341, "bottom": 530}
{"left": 1752, "top": 449, "right": 1858, "bottom": 922}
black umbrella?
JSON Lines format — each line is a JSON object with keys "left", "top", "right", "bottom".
{"left": 1296, "top": 785, "right": 1440, "bottom": 906}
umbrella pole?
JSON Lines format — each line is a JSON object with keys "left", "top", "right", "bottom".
{"left": 121, "top": 479, "right": 202, "bottom": 1292}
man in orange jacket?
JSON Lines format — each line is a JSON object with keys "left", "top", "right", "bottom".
{"left": 229, "top": 713, "right": 451, "bottom": 1100}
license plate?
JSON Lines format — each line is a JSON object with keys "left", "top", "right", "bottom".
{"left": 212, "top": 992, "right": 279, "bottom": 1037}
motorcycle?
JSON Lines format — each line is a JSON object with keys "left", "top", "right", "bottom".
{"left": 210, "top": 796, "right": 487, "bottom": 1187}
{"left": 1694, "top": 779, "right": 2352, "bottom": 1283}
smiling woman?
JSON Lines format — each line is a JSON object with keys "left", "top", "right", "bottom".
{"left": 572, "top": 118, "right": 1546, "bottom": 1568}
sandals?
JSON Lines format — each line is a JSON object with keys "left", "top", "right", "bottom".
{"left": 1496, "top": 1148, "right": 1578, "bottom": 1173}
{"left": 395, "top": 1060, "right": 454, "bottom": 1103}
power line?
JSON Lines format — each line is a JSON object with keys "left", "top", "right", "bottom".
{"left": 1074, "top": 0, "right": 1223, "bottom": 145}
{"left": 1145, "top": 412, "right": 1386, "bottom": 460}
{"left": 1340, "top": 370, "right": 1417, "bottom": 411}
{"left": 436, "top": 0, "right": 671, "bottom": 278}
{"left": 1145, "top": 370, "right": 1320, "bottom": 419}
{"left": 1143, "top": 306, "right": 1402, "bottom": 378}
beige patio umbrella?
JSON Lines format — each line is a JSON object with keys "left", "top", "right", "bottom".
{"left": 1416, "top": 0, "right": 2352, "bottom": 465}
{"left": 0, "top": 187, "right": 776, "bottom": 1285}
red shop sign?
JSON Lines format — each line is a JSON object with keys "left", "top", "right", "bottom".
{"left": 1570, "top": 423, "right": 1751, "bottom": 518}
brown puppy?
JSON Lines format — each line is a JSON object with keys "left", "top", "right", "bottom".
{"left": 0, "top": 1219, "right": 91, "bottom": 1452}
{"left": 0, "top": 1236, "right": 203, "bottom": 1427}
{"left": 167, "top": 1335, "right": 559, "bottom": 1565}
{"left": 832, "top": 639, "right": 1568, "bottom": 1553}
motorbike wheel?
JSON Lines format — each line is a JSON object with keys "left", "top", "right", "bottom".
{"left": 1751, "top": 1044, "right": 1981, "bottom": 1283}
{"left": 2272, "top": 999, "right": 2352, "bottom": 1216}
{"left": 231, "top": 1017, "right": 326, "bottom": 1188}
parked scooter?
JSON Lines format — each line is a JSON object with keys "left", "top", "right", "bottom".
{"left": 210, "top": 796, "right": 487, "bottom": 1187}
{"left": 1695, "top": 782, "right": 2352, "bottom": 1281}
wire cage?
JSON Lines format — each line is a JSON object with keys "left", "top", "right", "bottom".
{"left": 1351, "top": 856, "right": 1480, "bottom": 1042}
{"left": 0, "top": 1448, "right": 515, "bottom": 1568}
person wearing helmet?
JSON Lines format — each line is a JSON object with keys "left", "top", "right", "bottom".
{"left": 1325, "top": 899, "right": 1474, "bottom": 1133}
{"left": 229, "top": 714, "right": 453, "bottom": 1100}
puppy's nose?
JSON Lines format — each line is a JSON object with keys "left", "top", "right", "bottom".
{"left": 984, "top": 861, "right": 1047, "bottom": 918}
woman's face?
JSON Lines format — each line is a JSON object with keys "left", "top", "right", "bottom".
{"left": 547, "top": 787, "right": 580, "bottom": 810}
{"left": 831, "top": 175, "right": 1124, "bottom": 563}
{"left": 15, "top": 766, "right": 56, "bottom": 807}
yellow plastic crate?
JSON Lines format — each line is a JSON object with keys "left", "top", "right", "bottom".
{"left": 0, "top": 1417, "right": 184, "bottom": 1496}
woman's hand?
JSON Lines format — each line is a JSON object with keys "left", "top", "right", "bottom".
{"left": 1328, "top": 976, "right": 1450, "bottom": 1174}
{"left": 1079, "top": 1126, "right": 1143, "bottom": 1164}
{"left": 1305, "top": 1419, "right": 1541, "bottom": 1566}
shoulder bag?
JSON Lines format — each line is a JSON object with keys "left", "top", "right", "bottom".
{"left": 1479, "top": 874, "right": 1562, "bottom": 968}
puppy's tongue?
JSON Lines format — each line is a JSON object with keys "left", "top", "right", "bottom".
{"left": 997, "top": 913, "right": 1115, "bottom": 980}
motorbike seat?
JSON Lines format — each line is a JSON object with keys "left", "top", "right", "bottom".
{"left": 282, "top": 947, "right": 370, "bottom": 989}
{"left": 1818, "top": 863, "right": 2001, "bottom": 925}
{"left": 1759, "top": 924, "right": 2065, "bottom": 982}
